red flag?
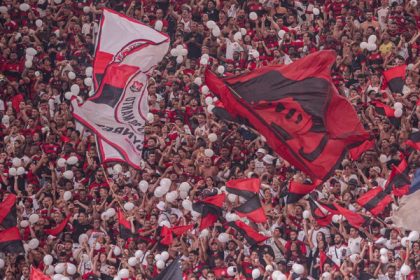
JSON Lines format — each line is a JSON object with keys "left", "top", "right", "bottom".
{"left": 30, "top": 266, "right": 50, "bottom": 280}
{"left": 286, "top": 179, "right": 321, "bottom": 204}
{"left": 160, "top": 226, "right": 173, "bottom": 246}
{"left": 333, "top": 203, "right": 370, "bottom": 228}
{"left": 0, "top": 193, "right": 17, "bottom": 228}
{"left": 234, "top": 194, "right": 267, "bottom": 223}
{"left": 227, "top": 221, "right": 269, "bottom": 246}
{"left": 320, "top": 251, "right": 339, "bottom": 272}
{"left": 44, "top": 216, "right": 70, "bottom": 236}
{"left": 171, "top": 224, "right": 193, "bottom": 236}
{"left": 383, "top": 65, "right": 406, "bottom": 93}
{"left": 357, "top": 188, "right": 393, "bottom": 216}
{"left": 226, "top": 178, "right": 260, "bottom": 199}
{"left": 192, "top": 193, "right": 225, "bottom": 230}
{"left": 385, "top": 157, "right": 411, "bottom": 197}
{"left": 349, "top": 139, "right": 375, "bottom": 160}
{"left": 205, "top": 50, "right": 368, "bottom": 181}
{"left": 0, "top": 227, "right": 24, "bottom": 253}
{"left": 309, "top": 198, "right": 337, "bottom": 226}
{"left": 117, "top": 210, "right": 133, "bottom": 239}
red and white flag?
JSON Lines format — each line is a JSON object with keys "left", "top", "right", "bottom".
{"left": 72, "top": 8, "right": 169, "bottom": 168}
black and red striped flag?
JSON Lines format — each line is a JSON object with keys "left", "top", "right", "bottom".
{"left": 286, "top": 180, "right": 320, "bottom": 204}
{"left": 44, "top": 216, "right": 70, "bottom": 236}
{"left": 333, "top": 202, "right": 370, "bottom": 228}
{"left": 234, "top": 194, "right": 267, "bottom": 223}
{"left": 385, "top": 157, "right": 411, "bottom": 197}
{"left": 383, "top": 65, "right": 406, "bottom": 93}
{"left": 226, "top": 178, "right": 260, "bottom": 199}
{"left": 192, "top": 193, "right": 226, "bottom": 230}
{"left": 0, "top": 226, "right": 24, "bottom": 253}
{"left": 227, "top": 220, "right": 269, "bottom": 246}
{"left": 0, "top": 193, "right": 17, "bottom": 228}
{"left": 205, "top": 50, "right": 369, "bottom": 181}
{"left": 406, "top": 131, "right": 420, "bottom": 151}
{"left": 357, "top": 187, "right": 393, "bottom": 216}
{"left": 370, "top": 100, "right": 400, "bottom": 127}
{"left": 117, "top": 209, "right": 134, "bottom": 239}
{"left": 309, "top": 198, "right": 338, "bottom": 226}
{"left": 320, "top": 251, "right": 339, "bottom": 272}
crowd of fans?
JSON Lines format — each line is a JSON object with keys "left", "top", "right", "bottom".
{"left": 0, "top": 0, "right": 419, "bottom": 279}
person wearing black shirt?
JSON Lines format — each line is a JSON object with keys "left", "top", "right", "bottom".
{"left": 72, "top": 211, "right": 93, "bottom": 243}
{"left": 183, "top": 22, "right": 204, "bottom": 60}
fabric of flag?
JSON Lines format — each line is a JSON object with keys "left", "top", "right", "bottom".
{"left": 409, "top": 169, "right": 420, "bottom": 194}
{"left": 406, "top": 131, "right": 420, "bottom": 151}
{"left": 192, "top": 193, "right": 225, "bottom": 230}
{"left": 234, "top": 194, "right": 267, "bottom": 223}
{"left": 286, "top": 180, "right": 320, "bottom": 204}
{"left": 333, "top": 203, "right": 370, "bottom": 228}
{"left": 159, "top": 224, "right": 193, "bottom": 246}
{"left": 349, "top": 139, "right": 375, "bottom": 160}
{"left": 370, "top": 100, "right": 400, "bottom": 127}
{"left": 72, "top": 8, "right": 170, "bottom": 168}
{"left": 92, "top": 8, "right": 169, "bottom": 88}
{"left": 30, "top": 266, "right": 50, "bottom": 280}
{"left": 44, "top": 216, "right": 70, "bottom": 236}
{"left": 308, "top": 198, "right": 337, "bottom": 226}
{"left": 392, "top": 189, "right": 420, "bottom": 232}
{"left": 320, "top": 251, "right": 339, "bottom": 272}
{"left": 0, "top": 226, "right": 24, "bottom": 253}
{"left": 356, "top": 187, "right": 393, "bottom": 216}
{"left": 117, "top": 209, "right": 133, "bottom": 239}
{"left": 0, "top": 194, "right": 17, "bottom": 228}
{"left": 385, "top": 157, "right": 411, "bottom": 197}
{"left": 205, "top": 50, "right": 368, "bottom": 181}
{"left": 152, "top": 256, "right": 183, "bottom": 280}
{"left": 227, "top": 220, "right": 269, "bottom": 246}
{"left": 226, "top": 178, "right": 260, "bottom": 199}
{"left": 383, "top": 64, "right": 406, "bottom": 93}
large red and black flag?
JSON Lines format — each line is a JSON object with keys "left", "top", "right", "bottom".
{"left": 152, "top": 256, "right": 183, "bottom": 280}
{"left": 308, "top": 198, "right": 338, "bottom": 226}
{"left": 192, "top": 193, "right": 226, "bottom": 230}
{"left": 117, "top": 209, "right": 134, "bottom": 239}
{"left": 286, "top": 179, "right": 320, "bottom": 204}
{"left": 356, "top": 187, "right": 393, "bottom": 216}
{"left": 205, "top": 50, "right": 369, "bottom": 181}
{"left": 44, "top": 216, "right": 70, "bottom": 236}
{"left": 226, "top": 178, "right": 260, "bottom": 199}
{"left": 0, "top": 193, "right": 17, "bottom": 228}
{"left": 406, "top": 131, "right": 420, "bottom": 151}
{"left": 227, "top": 220, "right": 269, "bottom": 246}
{"left": 383, "top": 65, "right": 406, "bottom": 93}
{"left": 333, "top": 202, "right": 370, "bottom": 228}
{"left": 0, "top": 226, "right": 24, "bottom": 253}
{"left": 320, "top": 251, "right": 339, "bottom": 272}
{"left": 234, "top": 194, "right": 267, "bottom": 223}
{"left": 30, "top": 266, "right": 50, "bottom": 280}
{"left": 385, "top": 157, "right": 411, "bottom": 197}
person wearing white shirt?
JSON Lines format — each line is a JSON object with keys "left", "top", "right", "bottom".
{"left": 327, "top": 234, "right": 350, "bottom": 266}
{"left": 346, "top": 227, "right": 363, "bottom": 254}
